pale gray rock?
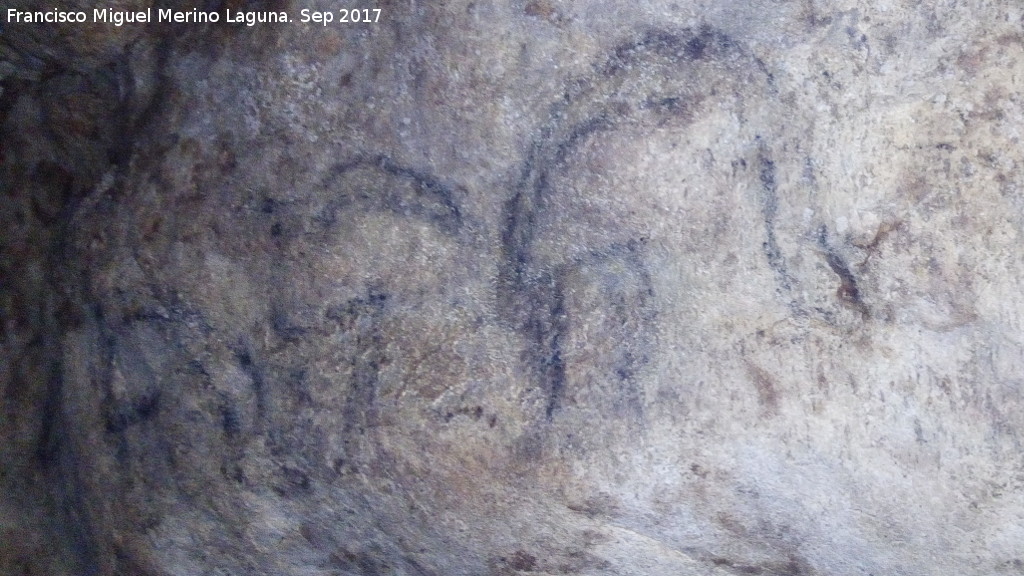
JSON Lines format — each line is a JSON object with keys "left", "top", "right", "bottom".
{"left": 4, "top": 1, "right": 1024, "bottom": 575}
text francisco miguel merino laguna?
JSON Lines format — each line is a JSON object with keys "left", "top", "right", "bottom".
{"left": 6, "top": 7, "right": 291, "bottom": 26}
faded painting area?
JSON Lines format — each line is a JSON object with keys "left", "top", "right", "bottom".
{"left": 3, "top": 1, "right": 1024, "bottom": 574}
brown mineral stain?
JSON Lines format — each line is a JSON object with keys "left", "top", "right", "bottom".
{"left": 524, "top": 0, "right": 562, "bottom": 23}
{"left": 524, "top": 0, "right": 553, "bottom": 17}
{"left": 854, "top": 220, "right": 900, "bottom": 257}
{"left": 745, "top": 361, "right": 779, "bottom": 417}
{"left": 508, "top": 550, "right": 538, "bottom": 572}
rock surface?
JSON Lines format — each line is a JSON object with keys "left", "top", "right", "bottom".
{"left": 4, "top": 0, "right": 1024, "bottom": 574}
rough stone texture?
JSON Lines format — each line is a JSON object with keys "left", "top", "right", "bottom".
{"left": 5, "top": 0, "right": 1024, "bottom": 574}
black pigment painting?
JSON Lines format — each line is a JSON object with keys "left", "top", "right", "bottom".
{"left": 3, "top": 1, "right": 1024, "bottom": 575}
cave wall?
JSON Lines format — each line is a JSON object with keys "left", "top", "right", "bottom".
{"left": 4, "top": 1, "right": 1024, "bottom": 574}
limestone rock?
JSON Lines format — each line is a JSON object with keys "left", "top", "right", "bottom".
{"left": 4, "top": 1, "right": 1024, "bottom": 574}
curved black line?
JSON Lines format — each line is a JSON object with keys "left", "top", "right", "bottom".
{"left": 322, "top": 154, "right": 464, "bottom": 235}
{"left": 555, "top": 244, "right": 655, "bottom": 420}
{"left": 500, "top": 27, "right": 752, "bottom": 422}
{"left": 757, "top": 148, "right": 797, "bottom": 298}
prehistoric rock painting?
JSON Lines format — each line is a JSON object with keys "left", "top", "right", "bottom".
{"left": 5, "top": 2, "right": 1024, "bottom": 575}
